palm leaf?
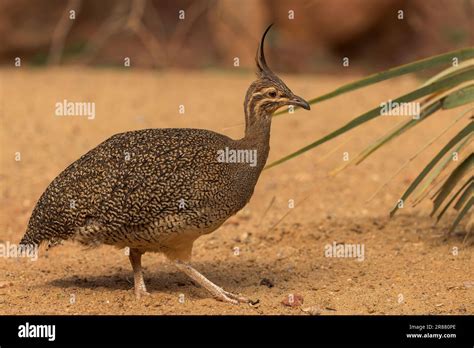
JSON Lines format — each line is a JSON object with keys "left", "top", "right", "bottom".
{"left": 353, "top": 82, "right": 474, "bottom": 166}
{"left": 268, "top": 47, "right": 474, "bottom": 232}
{"left": 435, "top": 176, "right": 473, "bottom": 222}
{"left": 365, "top": 108, "right": 471, "bottom": 203}
{"left": 431, "top": 154, "right": 473, "bottom": 215}
{"left": 450, "top": 197, "right": 473, "bottom": 234}
{"left": 421, "top": 59, "right": 474, "bottom": 87}
{"left": 389, "top": 122, "right": 473, "bottom": 217}
{"left": 410, "top": 133, "right": 472, "bottom": 203}
{"left": 453, "top": 179, "right": 473, "bottom": 210}
{"left": 273, "top": 48, "right": 474, "bottom": 116}
{"left": 329, "top": 100, "right": 442, "bottom": 176}
{"left": 442, "top": 84, "right": 474, "bottom": 109}
{"left": 266, "top": 68, "right": 474, "bottom": 169}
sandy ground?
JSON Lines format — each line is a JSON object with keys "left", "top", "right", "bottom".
{"left": 0, "top": 67, "right": 472, "bottom": 315}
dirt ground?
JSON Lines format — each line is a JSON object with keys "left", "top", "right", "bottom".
{"left": 0, "top": 67, "right": 472, "bottom": 315}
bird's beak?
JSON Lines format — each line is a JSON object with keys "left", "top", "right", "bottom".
{"left": 290, "top": 95, "right": 311, "bottom": 110}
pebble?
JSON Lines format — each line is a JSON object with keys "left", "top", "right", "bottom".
{"left": 259, "top": 278, "right": 274, "bottom": 288}
{"left": 281, "top": 293, "right": 304, "bottom": 307}
{"left": 302, "top": 305, "right": 321, "bottom": 315}
{"left": 0, "top": 281, "right": 13, "bottom": 288}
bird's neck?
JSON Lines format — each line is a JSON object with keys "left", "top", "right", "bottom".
{"left": 239, "top": 109, "right": 272, "bottom": 171}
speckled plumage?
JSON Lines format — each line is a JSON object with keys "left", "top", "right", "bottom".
{"left": 21, "top": 128, "right": 268, "bottom": 259}
{"left": 20, "top": 25, "right": 310, "bottom": 303}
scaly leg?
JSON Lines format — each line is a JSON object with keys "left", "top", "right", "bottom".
{"left": 129, "top": 248, "right": 150, "bottom": 299}
{"left": 174, "top": 259, "right": 258, "bottom": 305}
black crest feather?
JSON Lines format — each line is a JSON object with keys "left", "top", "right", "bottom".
{"left": 256, "top": 24, "right": 274, "bottom": 77}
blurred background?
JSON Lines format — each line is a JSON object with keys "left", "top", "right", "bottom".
{"left": 0, "top": 0, "right": 472, "bottom": 72}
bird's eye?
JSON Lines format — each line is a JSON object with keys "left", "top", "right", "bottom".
{"left": 268, "top": 91, "right": 277, "bottom": 98}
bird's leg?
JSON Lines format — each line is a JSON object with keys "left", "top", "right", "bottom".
{"left": 128, "top": 248, "right": 150, "bottom": 299}
{"left": 174, "top": 260, "right": 257, "bottom": 305}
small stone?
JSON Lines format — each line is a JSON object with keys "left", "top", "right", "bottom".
{"left": 302, "top": 305, "right": 321, "bottom": 315}
{"left": 282, "top": 293, "right": 304, "bottom": 307}
{"left": 463, "top": 281, "right": 473, "bottom": 288}
{"left": 350, "top": 224, "right": 363, "bottom": 233}
{"left": 0, "top": 281, "right": 13, "bottom": 288}
{"left": 237, "top": 232, "right": 251, "bottom": 243}
{"left": 259, "top": 278, "right": 274, "bottom": 288}
{"left": 237, "top": 209, "right": 251, "bottom": 220}
{"left": 226, "top": 219, "right": 240, "bottom": 227}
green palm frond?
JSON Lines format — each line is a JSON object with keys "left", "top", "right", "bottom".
{"left": 266, "top": 67, "right": 474, "bottom": 170}
{"left": 267, "top": 47, "right": 474, "bottom": 233}
{"left": 389, "top": 125, "right": 472, "bottom": 217}
{"left": 432, "top": 156, "right": 473, "bottom": 217}
{"left": 273, "top": 48, "right": 474, "bottom": 116}
{"left": 435, "top": 176, "right": 473, "bottom": 222}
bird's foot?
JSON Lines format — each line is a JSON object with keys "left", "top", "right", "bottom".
{"left": 219, "top": 288, "right": 259, "bottom": 305}
{"left": 129, "top": 248, "right": 150, "bottom": 300}
{"left": 134, "top": 287, "right": 150, "bottom": 299}
{"left": 174, "top": 259, "right": 259, "bottom": 305}
{"left": 212, "top": 287, "right": 242, "bottom": 305}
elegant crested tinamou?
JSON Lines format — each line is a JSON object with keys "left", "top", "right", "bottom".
{"left": 20, "top": 25, "right": 311, "bottom": 304}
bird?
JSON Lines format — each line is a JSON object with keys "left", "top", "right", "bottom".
{"left": 19, "top": 24, "right": 311, "bottom": 304}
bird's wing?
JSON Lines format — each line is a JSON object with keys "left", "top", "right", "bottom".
{"left": 48, "top": 128, "right": 236, "bottom": 231}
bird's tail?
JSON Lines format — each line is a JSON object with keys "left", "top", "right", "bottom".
{"left": 18, "top": 225, "right": 42, "bottom": 252}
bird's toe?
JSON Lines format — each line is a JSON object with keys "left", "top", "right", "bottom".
{"left": 135, "top": 289, "right": 151, "bottom": 299}
{"left": 222, "top": 289, "right": 258, "bottom": 305}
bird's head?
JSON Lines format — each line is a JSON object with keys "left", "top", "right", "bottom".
{"left": 244, "top": 24, "right": 310, "bottom": 130}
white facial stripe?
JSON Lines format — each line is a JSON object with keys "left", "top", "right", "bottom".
{"left": 260, "top": 87, "right": 277, "bottom": 94}
{"left": 253, "top": 99, "right": 268, "bottom": 114}
{"left": 252, "top": 97, "right": 291, "bottom": 115}
{"left": 246, "top": 92, "right": 263, "bottom": 119}
{"left": 247, "top": 88, "right": 287, "bottom": 120}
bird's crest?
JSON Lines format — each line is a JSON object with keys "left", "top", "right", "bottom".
{"left": 256, "top": 24, "right": 275, "bottom": 78}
